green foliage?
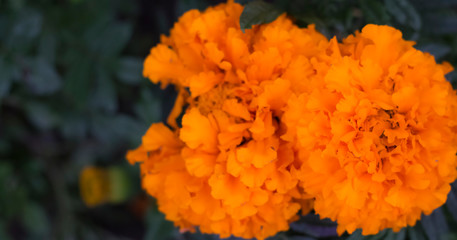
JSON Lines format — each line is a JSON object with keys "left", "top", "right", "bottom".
{"left": 240, "top": 1, "right": 282, "bottom": 32}
{"left": 0, "top": 0, "right": 164, "bottom": 238}
{"left": 144, "top": 203, "right": 177, "bottom": 240}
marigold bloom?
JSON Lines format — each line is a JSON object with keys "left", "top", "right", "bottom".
{"left": 128, "top": 1, "right": 329, "bottom": 239}
{"left": 283, "top": 24, "right": 457, "bottom": 235}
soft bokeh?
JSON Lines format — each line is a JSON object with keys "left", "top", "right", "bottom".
{"left": 1, "top": 0, "right": 457, "bottom": 239}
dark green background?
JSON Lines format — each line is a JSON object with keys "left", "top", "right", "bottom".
{"left": 1, "top": 0, "right": 457, "bottom": 239}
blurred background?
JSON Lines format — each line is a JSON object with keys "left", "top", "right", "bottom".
{"left": 1, "top": 0, "right": 457, "bottom": 239}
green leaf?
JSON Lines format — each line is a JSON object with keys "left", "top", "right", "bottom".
{"left": 60, "top": 113, "right": 87, "bottom": 140}
{"left": 0, "top": 162, "right": 28, "bottom": 219}
{"left": 408, "top": 225, "right": 427, "bottom": 240}
{"left": 7, "top": 0, "right": 25, "bottom": 10}
{"left": 24, "top": 101, "right": 59, "bottom": 130}
{"left": 0, "top": 220, "right": 11, "bottom": 240}
{"left": 0, "top": 15, "right": 8, "bottom": 43}
{"left": 347, "top": 230, "right": 366, "bottom": 240}
{"left": 89, "top": 68, "right": 117, "bottom": 113}
{"left": 446, "top": 181, "right": 457, "bottom": 223}
{"left": 38, "top": 32, "right": 58, "bottom": 64}
{"left": 153, "top": 7, "right": 171, "bottom": 35}
{"left": 90, "top": 114, "right": 146, "bottom": 144}
{"left": 383, "top": 229, "right": 406, "bottom": 240}
{"left": 239, "top": 0, "right": 282, "bottom": 32}
{"left": 420, "top": 208, "right": 449, "bottom": 240}
{"left": 134, "top": 88, "right": 162, "bottom": 125}
{"left": 25, "top": 57, "right": 62, "bottom": 95}
{"left": 441, "top": 233, "right": 457, "bottom": 240}
{"left": 6, "top": 8, "right": 42, "bottom": 51}
{"left": 359, "top": 0, "right": 391, "bottom": 25}
{"left": 63, "top": 54, "right": 92, "bottom": 108}
{"left": 0, "top": 139, "right": 10, "bottom": 154}
{"left": 110, "top": 114, "right": 147, "bottom": 142}
{"left": 0, "top": 58, "right": 13, "bottom": 99}
{"left": 84, "top": 18, "right": 133, "bottom": 57}
{"left": 21, "top": 202, "right": 49, "bottom": 237}
{"left": 115, "top": 57, "right": 144, "bottom": 85}
{"left": 144, "top": 204, "right": 176, "bottom": 240}
{"left": 175, "top": 0, "right": 208, "bottom": 16}
{"left": 0, "top": 162, "right": 13, "bottom": 184}
{"left": 23, "top": 160, "right": 47, "bottom": 195}
{"left": 384, "top": 0, "right": 421, "bottom": 31}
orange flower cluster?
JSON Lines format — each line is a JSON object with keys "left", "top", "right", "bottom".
{"left": 127, "top": 1, "right": 457, "bottom": 239}
{"left": 127, "top": 1, "right": 328, "bottom": 239}
{"left": 283, "top": 25, "right": 457, "bottom": 235}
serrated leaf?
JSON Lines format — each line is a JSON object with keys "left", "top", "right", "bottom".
{"left": 421, "top": 208, "right": 449, "bottom": 240}
{"left": 115, "top": 57, "right": 143, "bottom": 85}
{"left": 384, "top": 0, "right": 421, "bottom": 30}
{"left": 239, "top": 0, "right": 282, "bottom": 32}
{"left": 25, "top": 57, "right": 62, "bottom": 95}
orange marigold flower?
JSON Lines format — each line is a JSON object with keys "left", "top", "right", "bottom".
{"left": 129, "top": 1, "right": 328, "bottom": 239}
{"left": 283, "top": 24, "right": 457, "bottom": 235}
